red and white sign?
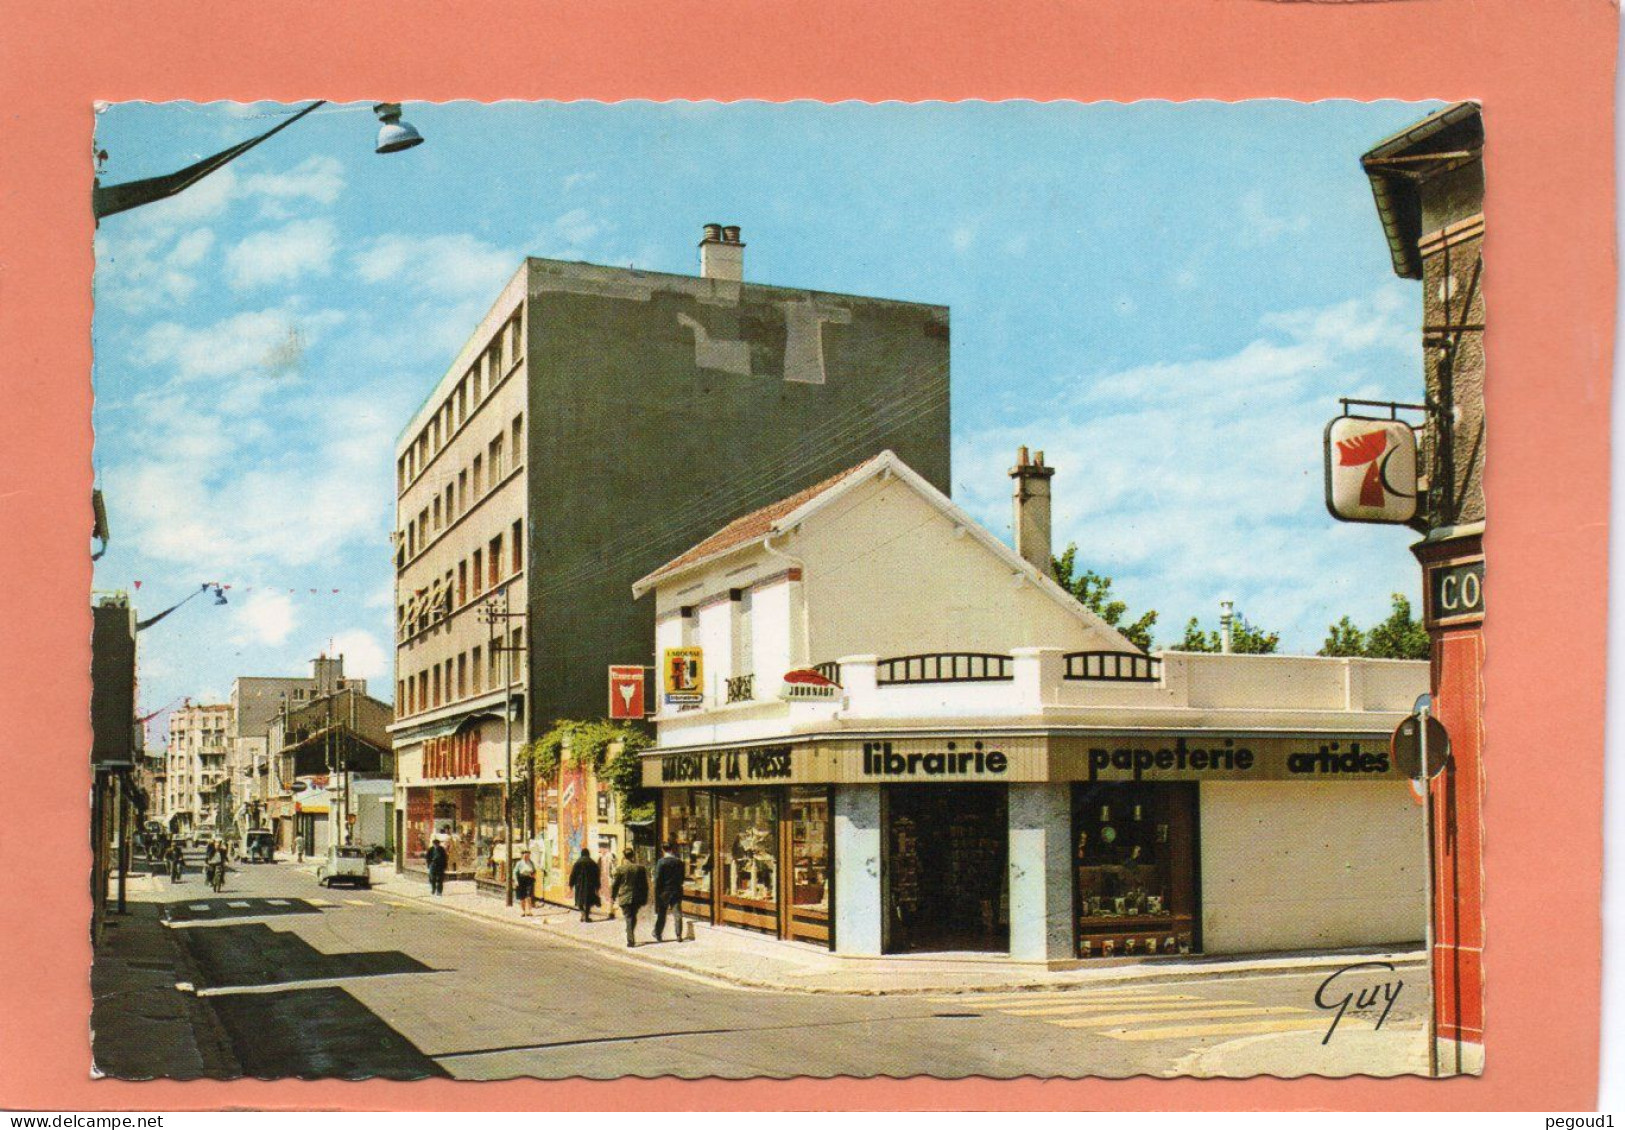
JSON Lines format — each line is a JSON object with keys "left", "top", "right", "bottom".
{"left": 608, "top": 665, "right": 647, "bottom": 719}
{"left": 1324, "top": 416, "right": 1419, "bottom": 524}
{"left": 778, "top": 668, "right": 841, "bottom": 702}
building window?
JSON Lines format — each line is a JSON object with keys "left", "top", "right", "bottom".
{"left": 489, "top": 534, "right": 503, "bottom": 586}
{"left": 471, "top": 645, "right": 482, "bottom": 694}
{"left": 473, "top": 454, "right": 484, "bottom": 495}
{"left": 458, "top": 469, "right": 468, "bottom": 513}
{"left": 457, "top": 654, "right": 467, "bottom": 699}
{"left": 512, "top": 413, "right": 523, "bottom": 465}
{"left": 511, "top": 519, "right": 523, "bottom": 574}
{"left": 487, "top": 645, "right": 499, "bottom": 689}
{"left": 432, "top": 497, "right": 442, "bottom": 531}
{"left": 457, "top": 561, "right": 467, "bottom": 606}
{"left": 511, "top": 627, "right": 524, "bottom": 678}
{"left": 470, "top": 363, "right": 482, "bottom": 404}
{"left": 510, "top": 312, "right": 523, "bottom": 358}
{"left": 490, "top": 435, "right": 504, "bottom": 482}
{"left": 417, "top": 671, "right": 428, "bottom": 712}
{"left": 471, "top": 549, "right": 483, "bottom": 598}
{"left": 432, "top": 664, "right": 442, "bottom": 708}
{"left": 457, "top": 379, "right": 468, "bottom": 424}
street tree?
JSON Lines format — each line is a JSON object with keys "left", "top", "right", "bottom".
{"left": 1178, "top": 612, "right": 1280, "bottom": 654}
{"left": 1051, "top": 543, "right": 1158, "bottom": 651}
{"left": 1318, "top": 593, "right": 1430, "bottom": 660}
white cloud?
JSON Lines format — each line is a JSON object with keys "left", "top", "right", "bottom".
{"left": 135, "top": 305, "right": 343, "bottom": 389}
{"left": 328, "top": 629, "right": 388, "bottom": 681}
{"left": 234, "top": 589, "right": 296, "bottom": 646}
{"left": 952, "top": 289, "right": 1422, "bottom": 653}
{"left": 1237, "top": 190, "right": 1311, "bottom": 246}
{"left": 239, "top": 155, "right": 346, "bottom": 212}
{"left": 225, "top": 218, "right": 336, "bottom": 288}
{"left": 354, "top": 233, "right": 516, "bottom": 297}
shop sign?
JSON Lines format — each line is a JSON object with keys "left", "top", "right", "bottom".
{"left": 1065, "top": 734, "right": 1403, "bottom": 783}
{"left": 658, "top": 745, "right": 792, "bottom": 784}
{"left": 608, "top": 665, "right": 648, "bottom": 719}
{"left": 1428, "top": 559, "right": 1484, "bottom": 625}
{"left": 779, "top": 668, "right": 841, "bottom": 701}
{"left": 425, "top": 729, "right": 480, "bottom": 779}
{"left": 1324, "top": 416, "right": 1418, "bottom": 524}
{"left": 860, "top": 739, "right": 1007, "bottom": 777}
{"left": 663, "top": 647, "right": 704, "bottom": 705}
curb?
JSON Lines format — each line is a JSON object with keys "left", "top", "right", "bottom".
{"left": 376, "top": 873, "right": 1424, "bottom": 998}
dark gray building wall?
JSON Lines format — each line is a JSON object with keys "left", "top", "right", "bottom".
{"left": 521, "top": 258, "right": 951, "bottom": 731}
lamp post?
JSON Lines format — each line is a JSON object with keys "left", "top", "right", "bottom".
{"left": 94, "top": 100, "right": 427, "bottom": 221}
{"left": 480, "top": 586, "right": 526, "bottom": 907}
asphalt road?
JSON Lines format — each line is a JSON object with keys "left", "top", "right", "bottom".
{"left": 107, "top": 852, "right": 1426, "bottom": 1080}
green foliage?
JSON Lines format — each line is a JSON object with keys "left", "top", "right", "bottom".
{"left": 520, "top": 718, "right": 655, "bottom": 810}
{"left": 1178, "top": 612, "right": 1280, "bottom": 654}
{"left": 1051, "top": 543, "right": 1158, "bottom": 651}
{"left": 1318, "top": 594, "right": 1430, "bottom": 660}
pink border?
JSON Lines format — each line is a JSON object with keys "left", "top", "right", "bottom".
{"left": 0, "top": 0, "right": 1612, "bottom": 1111}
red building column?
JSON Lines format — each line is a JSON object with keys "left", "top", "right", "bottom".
{"left": 1415, "top": 529, "right": 1485, "bottom": 1071}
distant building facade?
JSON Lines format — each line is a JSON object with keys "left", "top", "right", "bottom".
{"left": 162, "top": 703, "right": 232, "bottom": 837}
{"left": 231, "top": 656, "right": 366, "bottom": 832}
{"left": 390, "top": 227, "right": 952, "bottom": 891}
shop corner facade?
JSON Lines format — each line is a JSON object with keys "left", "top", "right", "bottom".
{"left": 634, "top": 450, "right": 1431, "bottom": 964}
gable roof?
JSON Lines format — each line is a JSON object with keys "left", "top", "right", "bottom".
{"left": 1361, "top": 101, "right": 1482, "bottom": 280}
{"left": 631, "top": 453, "right": 888, "bottom": 595}
{"left": 631, "top": 450, "right": 1142, "bottom": 655}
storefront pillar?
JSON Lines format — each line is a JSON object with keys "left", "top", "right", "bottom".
{"left": 833, "top": 785, "right": 883, "bottom": 955}
{"left": 1007, "top": 783, "right": 1073, "bottom": 963}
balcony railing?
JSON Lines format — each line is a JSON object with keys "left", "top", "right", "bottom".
{"left": 725, "top": 674, "right": 755, "bottom": 705}
{"left": 1064, "top": 651, "right": 1163, "bottom": 682}
{"left": 876, "top": 652, "right": 1014, "bottom": 685}
{"left": 812, "top": 661, "right": 843, "bottom": 687}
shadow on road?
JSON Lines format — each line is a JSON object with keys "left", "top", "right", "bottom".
{"left": 182, "top": 921, "right": 438, "bottom": 989}
{"left": 208, "top": 986, "right": 450, "bottom": 1080}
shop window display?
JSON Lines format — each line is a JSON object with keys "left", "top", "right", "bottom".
{"left": 663, "top": 788, "right": 714, "bottom": 913}
{"left": 885, "top": 784, "right": 1007, "bottom": 953}
{"left": 1072, "top": 782, "right": 1198, "bottom": 959}
{"left": 474, "top": 784, "right": 507, "bottom": 888}
{"left": 788, "top": 786, "right": 831, "bottom": 945}
{"left": 717, "top": 788, "right": 780, "bottom": 933}
{"left": 431, "top": 790, "right": 476, "bottom": 875}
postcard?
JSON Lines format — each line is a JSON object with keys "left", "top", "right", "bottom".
{"left": 87, "top": 97, "right": 1483, "bottom": 1082}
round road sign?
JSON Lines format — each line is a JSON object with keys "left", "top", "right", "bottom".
{"left": 1392, "top": 712, "right": 1450, "bottom": 780}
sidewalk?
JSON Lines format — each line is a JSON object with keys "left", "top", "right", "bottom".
{"left": 90, "top": 900, "right": 241, "bottom": 1079}
{"left": 367, "top": 867, "right": 1425, "bottom": 998}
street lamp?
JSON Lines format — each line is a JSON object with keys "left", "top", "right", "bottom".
{"left": 373, "top": 103, "right": 425, "bottom": 154}
{"left": 93, "top": 99, "right": 425, "bottom": 221}
{"left": 480, "top": 587, "right": 527, "bottom": 907}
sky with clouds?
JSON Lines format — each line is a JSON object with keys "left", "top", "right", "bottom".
{"left": 91, "top": 98, "right": 1442, "bottom": 730}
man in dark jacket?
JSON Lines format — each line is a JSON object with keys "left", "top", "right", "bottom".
{"left": 610, "top": 848, "right": 650, "bottom": 947}
{"left": 425, "top": 837, "right": 449, "bottom": 896}
{"left": 568, "top": 847, "right": 601, "bottom": 922}
{"left": 652, "top": 843, "right": 686, "bottom": 942}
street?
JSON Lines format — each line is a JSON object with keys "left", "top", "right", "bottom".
{"left": 92, "top": 852, "right": 1429, "bottom": 1080}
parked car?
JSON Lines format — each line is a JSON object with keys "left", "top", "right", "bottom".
{"left": 316, "top": 845, "right": 371, "bottom": 889}
{"left": 237, "top": 828, "right": 276, "bottom": 863}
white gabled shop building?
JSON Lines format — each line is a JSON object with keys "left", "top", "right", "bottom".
{"left": 632, "top": 449, "right": 1429, "bottom": 964}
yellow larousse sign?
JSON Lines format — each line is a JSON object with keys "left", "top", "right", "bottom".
{"left": 663, "top": 646, "right": 704, "bottom": 705}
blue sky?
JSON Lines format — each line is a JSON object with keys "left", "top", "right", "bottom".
{"left": 91, "top": 99, "right": 1443, "bottom": 726}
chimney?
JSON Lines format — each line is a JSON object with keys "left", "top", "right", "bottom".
{"left": 699, "top": 222, "right": 745, "bottom": 282}
{"left": 1219, "top": 600, "right": 1235, "bottom": 654}
{"left": 1009, "top": 445, "right": 1056, "bottom": 577}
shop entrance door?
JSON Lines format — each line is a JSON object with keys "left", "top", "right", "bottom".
{"left": 885, "top": 784, "right": 1008, "bottom": 953}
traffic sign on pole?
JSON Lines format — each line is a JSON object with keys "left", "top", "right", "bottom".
{"left": 1392, "top": 711, "right": 1450, "bottom": 780}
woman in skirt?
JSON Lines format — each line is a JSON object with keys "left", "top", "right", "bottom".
{"left": 513, "top": 849, "right": 539, "bottom": 916}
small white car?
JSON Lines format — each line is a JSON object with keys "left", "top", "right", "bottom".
{"left": 316, "top": 845, "right": 372, "bottom": 889}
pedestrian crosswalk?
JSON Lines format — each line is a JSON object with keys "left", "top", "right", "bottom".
{"left": 931, "top": 988, "right": 1335, "bottom": 1042}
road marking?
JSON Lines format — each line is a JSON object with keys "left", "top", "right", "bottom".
{"left": 1053, "top": 1006, "right": 1307, "bottom": 1028}
{"left": 1106, "top": 1017, "right": 1333, "bottom": 1041}
{"left": 344, "top": 899, "right": 371, "bottom": 906}
{"left": 928, "top": 990, "right": 1172, "bottom": 1006}
{"left": 187, "top": 904, "right": 211, "bottom": 911}
{"left": 195, "top": 970, "right": 443, "bottom": 997}
{"left": 227, "top": 901, "right": 250, "bottom": 908}
{"left": 997, "top": 996, "right": 1208, "bottom": 1015}
{"left": 308, "top": 898, "right": 336, "bottom": 907}
{"left": 266, "top": 899, "right": 290, "bottom": 906}
{"left": 383, "top": 900, "right": 409, "bottom": 908}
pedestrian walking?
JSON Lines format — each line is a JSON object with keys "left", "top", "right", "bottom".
{"left": 425, "top": 835, "right": 449, "bottom": 896}
{"left": 513, "top": 850, "right": 538, "bottom": 916}
{"left": 164, "top": 839, "right": 184, "bottom": 883}
{"left": 569, "top": 847, "right": 601, "bottom": 922}
{"left": 653, "top": 842, "right": 687, "bottom": 942}
{"left": 611, "top": 847, "right": 649, "bottom": 948}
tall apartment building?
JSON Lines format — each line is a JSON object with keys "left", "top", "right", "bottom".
{"left": 391, "top": 226, "right": 952, "bottom": 885}
{"left": 230, "top": 655, "right": 365, "bottom": 830}
{"left": 162, "top": 702, "right": 232, "bottom": 836}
